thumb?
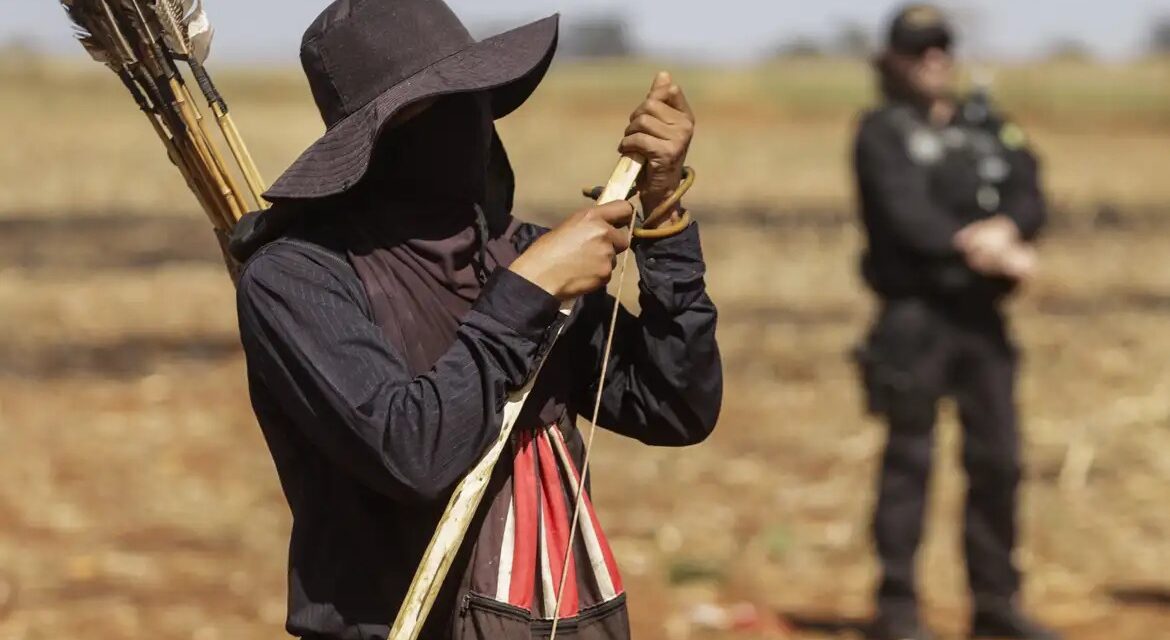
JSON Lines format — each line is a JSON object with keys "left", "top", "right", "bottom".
{"left": 593, "top": 200, "right": 636, "bottom": 227}
{"left": 649, "top": 70, "right": 672, "bottom": 95}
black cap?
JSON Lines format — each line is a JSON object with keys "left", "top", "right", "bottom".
{"left": 887, "top": 4, "right": 954, "bottom": 55}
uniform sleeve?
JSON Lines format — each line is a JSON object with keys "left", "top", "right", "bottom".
{"left": 567, "top": 223, "right": 722, "bottom": 446}
{"left": 854, "top": 116, "right": 965, "bottom": 257}
{"left": 236, "top": 246, "right": 563, "bottom": 503}
{"left": 999, "top": 128, "right": 1048, "bottom": 242}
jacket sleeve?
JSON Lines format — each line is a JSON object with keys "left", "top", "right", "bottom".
{"left": 854, "top": 115, "right": 965, "bottom": 257}
{"left": 236, "top": 245, "right": 563, "bottom": 503}
{"left": 567, "top": 223, "right": 722, "bottom": 447}
{"left": 1000, "top": 140, "right": 1048, "bottom": 242}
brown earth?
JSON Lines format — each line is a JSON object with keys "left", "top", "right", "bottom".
{"left": 3, "top": 211, "right": 1170, "bottom": 640}
{"left": 3, "top": 59, "right": 1170, "bottom": 640}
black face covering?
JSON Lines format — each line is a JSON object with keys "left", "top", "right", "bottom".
{"left": 365, "top": 93, "right": 494, "bottom": 204}
{"left": 226, "top": 92, "right": 516, "bottom": 265}
{"left": 337, "top": 92, "right": 527, "bottom": 377}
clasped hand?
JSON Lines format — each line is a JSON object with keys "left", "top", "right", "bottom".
{"left": 954, "top": 215, "right": 1037, "bottom": 281}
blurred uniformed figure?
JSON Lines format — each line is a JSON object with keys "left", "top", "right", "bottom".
{"left": 852, "top": 5, "right": 1059, "bottom": 640}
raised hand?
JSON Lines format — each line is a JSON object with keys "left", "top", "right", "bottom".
{"left": 619, "top": 71, "right": 696, "bottom": 228}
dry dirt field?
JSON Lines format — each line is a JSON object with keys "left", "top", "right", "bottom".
{"left": 2, "top": 58, "right": 1170, "bottom": 639}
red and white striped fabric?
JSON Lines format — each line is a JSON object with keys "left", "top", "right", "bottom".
{"left": 486, "top": 424, "right": 624, "bottom": 619}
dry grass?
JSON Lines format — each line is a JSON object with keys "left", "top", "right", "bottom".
{"left": 3, "top": 58, "right": 1170, "bottom": 216}
{"left": 2, "top": 57, "right": 1170, "bottom": 639}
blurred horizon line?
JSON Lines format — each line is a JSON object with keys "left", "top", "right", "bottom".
{"left": 9, "top": 5, "right": 1170, "bottom": 66}
{"left": 7, "top": 50, "right": 1170, "bottom": 74}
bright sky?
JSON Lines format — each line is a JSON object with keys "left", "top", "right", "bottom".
{"left": 13, "top": 0, "right": 1170, "bottom": 64}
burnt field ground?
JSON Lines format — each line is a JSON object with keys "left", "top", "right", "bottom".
{"left": 2, "top": 59, "right": 1170, "bottom": 639}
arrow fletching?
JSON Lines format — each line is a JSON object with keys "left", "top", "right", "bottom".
{"left": 56, "top": 0, "right": 266, "bottom": 257}
{"left": 152, "top": 0, "right": 214, "bottom": 62}
{"left": 60, "top": 0, "right": 117, "bottom": 67}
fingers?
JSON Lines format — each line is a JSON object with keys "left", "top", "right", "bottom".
{"left": 968, "top": 249, "right": 999, "bottom": 274}
{"left": 956, "top": 218, "right": 1019, "bottom": 259}
{"left": 966, "top": 241, "right": 1036, "bottom": 279}
{"left": 588, "top": 201, "right": 633, "bottom": 254}
{"left": 638, "top": 74, "right": 694, "bottom": 124}
{"left": 625, "top": 113, "right": 675, "bottom": 140}
{"left": 619, "top": 131, "right": 675, "bottom": 159}
{"left": 629, "top": 98, "right": 686, "bottom": 126}
{"left": 626, "top": 73, "right": 695, "bottom": 166}
{"left": 605, "top": 224, "right": 632, "bottom": 253}
{"left": 590, "top": 199, "right": 635, "bottom": 227}
{"left": 960, "top": 233, "right": 991, "bottom": 256}
{"left": 664, "top": 82, "right": 694, "bottom": 119}
{"left": 644, "top": 71, "right": 694, "bottom": 118}
{"left": 629, "top": 73, "right": 695, "bottom": 163}
{"left": 636, "top": 94, "right": 687, "bottom": 127}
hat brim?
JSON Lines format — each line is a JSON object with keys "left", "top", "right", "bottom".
{"left": 890, "top": 26, "right": 953, "bottom": 55}
{"left": 264, "top": 14, "right": 559, "bottom": 202}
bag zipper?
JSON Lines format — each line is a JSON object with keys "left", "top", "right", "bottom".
{"left": 461, "top": 591, "right": 627, "bottom": 632}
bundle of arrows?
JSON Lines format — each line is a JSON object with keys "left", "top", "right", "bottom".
{"left": 58, "top": 0, "right": 267, "bottom": 260}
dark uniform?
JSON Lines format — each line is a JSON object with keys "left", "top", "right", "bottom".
{"left": 853, "top": 92, "right": 1047, "bottom": 628}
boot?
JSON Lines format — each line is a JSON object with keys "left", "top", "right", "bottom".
{"left": 872, "top": 614, "right": 934, "bottom": 640}
{"left": 970, "top": 607, "right": 1061, "bottom": 640}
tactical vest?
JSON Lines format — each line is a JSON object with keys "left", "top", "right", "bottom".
{"left": 891, "top": 95, "right": 1018, "bottom": 224}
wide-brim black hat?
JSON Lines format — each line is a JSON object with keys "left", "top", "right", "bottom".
{"left": 264, "top": 0, "right": 559, "bottom": 202}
